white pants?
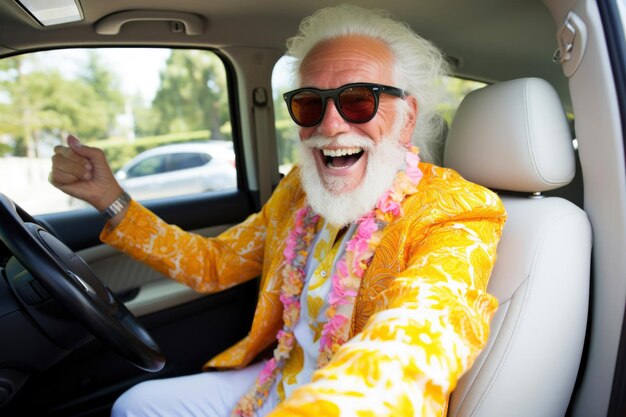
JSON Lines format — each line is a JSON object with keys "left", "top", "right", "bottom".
{"left": 111, "top": 362, "right": 278, "bottom": 417}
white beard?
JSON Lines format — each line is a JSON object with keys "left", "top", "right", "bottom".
{"left": 297, "top": 122, "right": 407, "bottom": 227}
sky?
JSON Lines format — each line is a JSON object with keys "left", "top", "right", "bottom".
{"left": 99, "top": 48, "right": 171, "bottom": 100}
{"left": 29, "top": 48, "right": 170, "bottom": 101}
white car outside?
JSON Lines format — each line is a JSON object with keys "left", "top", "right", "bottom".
{"left": 115, "top": 141, "right": 237, "bottom": 201}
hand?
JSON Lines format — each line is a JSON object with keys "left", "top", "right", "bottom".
{"left": 49, "top": 135, "right": 123, "bottom": 212}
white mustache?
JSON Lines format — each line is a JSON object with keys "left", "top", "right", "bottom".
{"left": 302, "top": 134, "right": 374, "bottom": 151}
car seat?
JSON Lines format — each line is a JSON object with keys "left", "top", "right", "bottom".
{"left": 443, "top": 78, "right": 592, "bottom": 417}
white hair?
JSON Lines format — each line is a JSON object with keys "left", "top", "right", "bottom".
{"left": 286, "top": 4, "right": 450, "bottom": 164}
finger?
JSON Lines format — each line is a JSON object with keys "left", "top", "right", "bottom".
{"left": 54, "top": 142, "right": 89, "bottom": 161}
{"left": 51, "top": 153, "right": 93, "bottom": 181}
{"left": 67, "top": 134, "right": 80, "bottom": 147}
{"left": 67, "top": 135, "right": 105, "bottom": 165}
{"left": 54, "top": 146, "right": 94, "bottom": 174}
{"left": 49, "top": 167, "right": 87, "bottom": 187}
{"left": 53, "top": 144, "right": 69, "bottom": 155}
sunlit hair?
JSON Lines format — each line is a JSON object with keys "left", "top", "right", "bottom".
{"left": 286, "top": 4, "right": 450, "bottom": 164}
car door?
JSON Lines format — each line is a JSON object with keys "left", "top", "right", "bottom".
{"left": 120, "top": 154, "right": 169, "bottom": 200}
{"left": 165, "top": 152, "right": 212, "bottom": 195}
{"left": 0, "top": 46, "right": 263, "bottom": 416}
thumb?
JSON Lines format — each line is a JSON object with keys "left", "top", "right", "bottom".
{"left": 67, "top": 134, "right": 102, "bottom": 160}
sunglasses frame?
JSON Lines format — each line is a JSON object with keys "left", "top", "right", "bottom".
{"left": 283, "top": 82, "right": 406, "bottom": 127}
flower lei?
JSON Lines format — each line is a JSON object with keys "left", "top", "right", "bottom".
{"left": 232, "top": 146, "right": 423, "bottom": 417}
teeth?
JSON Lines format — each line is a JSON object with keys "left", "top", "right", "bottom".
{"left": 321, "top": 147, "right": 362, "bottom": 157}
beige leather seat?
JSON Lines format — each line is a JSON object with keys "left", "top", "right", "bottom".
{"left": 443, "top": 78, "right": 592, "bottom": 417}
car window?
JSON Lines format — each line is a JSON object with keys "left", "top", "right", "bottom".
{"left": 272, "top": 55, "right": 486, "bottom": 174}
{"left": 169, "top": 152, "right": 211, "bottom": 171}
{"left": 0, "top": 48, "right": 236, "bottom": 214}
{"left": 127, "top": 155, "right": 167, "bottom": 178}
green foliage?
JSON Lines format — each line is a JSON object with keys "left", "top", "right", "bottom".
{"left": 0, "top": 142, "right": 12, "bottom": 156}
{"left": 273, "top": 92, "right": 299, "bottom": 165}
{"left": 151, "top": 50, "right": 228, "bottom": 141}
{"left": 0, "top": 52, "right": 121, "bottom": 156}
{"left": 0, "top": 48, "right": 231, "bottom": 173}
{"left": 275, "top": 118, "right": 299, "bottom": 165}
{"left": 80, "top": 50, "right": 124, "bottom": 134}
{"left": 437, "top": 77, "right": 486, "bottom": 125}
{"left": 131, "top": 93, "right": 161, "bottom": 137}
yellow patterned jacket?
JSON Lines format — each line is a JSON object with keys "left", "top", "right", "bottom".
{"left": 101, "top": 162, "right": 506, "bottom": 416}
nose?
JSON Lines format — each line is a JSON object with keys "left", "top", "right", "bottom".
{"left": 316, "top": 98, "right": 350, "bottom": 137}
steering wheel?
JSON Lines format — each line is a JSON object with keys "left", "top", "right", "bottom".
{"left": 0, "top": 193, "right": 165, "bottom": 372}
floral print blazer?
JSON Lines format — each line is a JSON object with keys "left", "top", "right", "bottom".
{"left": 101, "top": 162, "right": 506, "bottom": 417}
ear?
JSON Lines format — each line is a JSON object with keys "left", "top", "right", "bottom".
{"left": 399, "top": 96, "right": 418, "bottom": 145}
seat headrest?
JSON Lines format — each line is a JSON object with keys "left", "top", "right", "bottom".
{"left": 443, "top": 78, "right": 575, "bottom": 193}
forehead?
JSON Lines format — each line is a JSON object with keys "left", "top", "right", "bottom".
{"left": 299, "top": 36, "right": 394, "bottom": 88}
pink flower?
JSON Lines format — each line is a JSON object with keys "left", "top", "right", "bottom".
{"left": 347, "top": 236, "right": 368, "bottom": 254}
{"left": 352, "top": 253, "right": 371, "bottom": 277}
{"left": 282, "top": 301, "right": 300, "bottom": 327}
{"left": 379, "top": 199, "right": 402, "bottom": 216}
{"left": 277, "top": 330, "right": 294, "bottom": 348}
{"left": 279, "top": 292, "right": 295, "bottom": 306}
{"left": 283, "top": 245, "right": 295, "bottom": 263}
{"left": 328, "top": 282, "right": 357, "bottom": 305}
{"left": 328, "top": 259, "right": 358, "bottom": 305}
{"left": 320, "top": 315, "right": 349, "bottom": 350}
{"left": 335, "top": 259, "right": 349, "bottom": 277}
{"left": 258, "top": 358, "right": 277, "bottom": 385}
{"left": 405, "top": 150, "right": 423, "bottom": 184}
{"left": 347, "top": 217, "right": 377, "bottom": 254}
{"left": 357, "top": 217, "right": 378, "bottom": 238}
{"left": 376, "top": 190, "right": 392, "bottom": 211}
{"left": 394, "top": 174, "right": 417, "bottom": 195}
{"left": 405, "top": 165, "right": 423, "bottom": 184}
{"left": 405, "top": 148, "right": 420, "bottom": 165}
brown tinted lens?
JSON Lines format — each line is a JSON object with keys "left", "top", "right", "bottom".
{"left": 339, "top": 86, "right": 376, "bottom": 122}
{"left": 291, "top": 91, "right": 323, "bottom": 126}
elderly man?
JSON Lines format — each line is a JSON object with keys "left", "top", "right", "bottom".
{"left": 50, "top": 4, "right": 505, "bottom": 417}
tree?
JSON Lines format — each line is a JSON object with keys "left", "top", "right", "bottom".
{"left": 80, "top": 50, "right": 124, "bottom": 136}
{"left": 0, "top": 51, "right": 124, "bottom": 156}
{"left": 151, "top": 50, "right": 229, "bottom": 140}
{"left": 274, "top": 92, "right": 299, "bottom": 166}
{"left": 438, "top": 77, "right": 486, "bottom": 125}
{"left": 131, "top": 92, "right": 160, "bottom": 138}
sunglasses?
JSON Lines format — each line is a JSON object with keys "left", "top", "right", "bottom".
{"left": 283, "top": 82, "right": 406, "bottom": 127}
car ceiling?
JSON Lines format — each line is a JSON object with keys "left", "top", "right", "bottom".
{"left": 0, "top": 0, "right": 570, "bottom": 107}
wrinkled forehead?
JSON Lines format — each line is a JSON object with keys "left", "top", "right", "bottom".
{"left": 298, "top": 36, "right": 395, "bottom": 88}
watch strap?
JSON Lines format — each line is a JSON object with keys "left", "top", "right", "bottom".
{"left": 101, "top": 190, "right": 131, "bottom": 219}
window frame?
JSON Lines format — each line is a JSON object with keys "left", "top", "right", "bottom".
{"left": 0, "top": 45, "right": 249, "bottom": 215}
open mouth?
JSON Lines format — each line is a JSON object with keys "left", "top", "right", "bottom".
{"left": 320, "top": 147, "right": 365, "bottom": 169}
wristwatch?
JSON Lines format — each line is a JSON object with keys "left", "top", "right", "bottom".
{"left": 101, "top": 190, "right": 131, "bottom": 219}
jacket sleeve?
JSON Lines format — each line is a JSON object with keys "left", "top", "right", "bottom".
{"left": 99, "top": 167, "right": 303, "bottom": 293}
{"left": 99, "top": 200, "right": 268, "bottom": 293}
{"left": 268, "top": 189, "right": 506, "bottom": 417}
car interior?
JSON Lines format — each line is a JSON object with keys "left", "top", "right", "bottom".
{"left": 0, "top": 0, "right": 625, "bottom": 416}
